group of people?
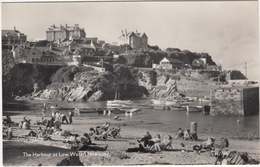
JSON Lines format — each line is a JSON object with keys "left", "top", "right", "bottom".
{"left": 175, "top": 128, "right": 198, "bottom": 141}
{"left": 89, "top": 122, "right": 111, "bottom": 140}
{"left": 127, "top": 132, "right": 173, "bottom": 153}
{"left": 64, "top": 133, "right": 108, "bottom": 151}
{"left": 43, "top": 103, "right": 78, "bottom": 124}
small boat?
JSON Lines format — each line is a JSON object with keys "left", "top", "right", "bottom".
{"left": 186, "top": 106, "right": 202, "bottom": 113}
{"left": 108, "top": 108, "right": 126, "bottom": 114}
{"left": 154, "top": 105, "right": 170, "bottom": 110}
{"left": 80, "top": 107, "right": 97, "bottom": 113}
{"left": 199, "top": 96, "right": 211, "bottom": 102}
{"left": 179, "top": 101, "right": 192, "bottom": 106}
{"left": 151, "top": 99, "right": 165, "bottom": 106}
{"left": 184, "top": 96, "right": 197, "bottom": 101}
{"left": 170, "top": 105, "right": 185, "bottom": 111}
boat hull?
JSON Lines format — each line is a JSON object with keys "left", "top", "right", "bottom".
{"left": 186, "top": 106, "right": 202, "bottom": 113}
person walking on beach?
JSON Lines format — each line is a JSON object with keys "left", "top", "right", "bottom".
{"left": 42, "top": 103, "right": 48, "bottom": 116}
{"left": 69, "top": 110, "right": 74, "bottom": 124}
{"left": 74, "top": 106, "right": 80, "bottom": 116}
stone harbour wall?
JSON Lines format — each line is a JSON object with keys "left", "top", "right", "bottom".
{"left": 210, "top": 88, "right": 243, "bottom": 116}
{"left": 242, "top": 87, "right": 259, "bottom": 116}
{"left": 210, "top": 86, "right": 259, "bottom": 116}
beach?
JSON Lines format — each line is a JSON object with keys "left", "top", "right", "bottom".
{"left": 3, "top": 105, "right": 260, "bottom": 166}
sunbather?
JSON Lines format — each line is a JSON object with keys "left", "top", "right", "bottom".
{"left": 183, "top": 129, "right": 191, "bottom": 140}
{"left": 137, "top": 131, "right": 152, "bottom": 147}
{"left": 175, "top": 128, "right": 184, "bottom": 140}
{"left": 76, "top": 133, "right": 108, "bottom": 151}
{"left": 193, "top": 137, "right": 215, "bottom": 151}
{"left": 3, "top": 116, "right": 14, "bottom": 124}
{"left": 150, "top": 134, "right": 162, "bottom": 152}
{"left": 36, "top": 117, "right": 48, "bottom": 126}
{"left": 158, "top": 135, "right": 173, "bottom": 151}
{"left": 101, "top": 122, "right": 110, "bottom": 131}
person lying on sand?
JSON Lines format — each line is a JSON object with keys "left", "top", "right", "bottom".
{"left": 36, "top": 117, "right": 48, "bottom": 126}
{"left": 27, "top": 127, "right": 43, "bottom": 137}
{"left": 193, "top": 137, "right": 215, "bottom": 152}
{"left": 76, "top": 133, "right": 108, "bottom": 151}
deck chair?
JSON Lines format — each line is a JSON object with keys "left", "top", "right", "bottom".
{"left": 107, "top": 127, "right": 121, "bottom": 139}
{"left": 160, "top": 138, "right": 173, "bottom": 150}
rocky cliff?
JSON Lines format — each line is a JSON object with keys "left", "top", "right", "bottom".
{"left": 3, "top": 61, "right": 246, "bottom": 102}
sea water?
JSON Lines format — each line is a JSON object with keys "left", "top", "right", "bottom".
{"left": 6, "top": 98, "right": 259, "bottom": 139}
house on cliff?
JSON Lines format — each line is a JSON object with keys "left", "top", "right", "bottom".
{"left": 12, "top": 42, "right": 97, "bottom": 66}
{"left": 46, "top": 24, "right": 86, "bottom": 42}
{"left": 153, "top": 57, "right": 184, "bottom": 69}
{"left": 2, "top": 27, "right": 27, "bottom": 50}
{"left": 118, "top": 30, "right": 148, "bottom": 50}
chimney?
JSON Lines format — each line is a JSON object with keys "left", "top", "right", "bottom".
{"left": 65, "top": 24, "right": 67, "bottom": 28}
{"left": 14, "top": 26, "right": 16, "bottom": 31}
{"left": 136, "top": 30, "right": 138, "bottom": 33}
{"left": 60, "top": 24, "right": 62, "bottom": 28}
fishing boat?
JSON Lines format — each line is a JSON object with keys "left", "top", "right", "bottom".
{"left": 106, "top": 90, "right": 133, "bottom": 108}
{"left": 186, "top": 105, "right": 203, "bottom": 113}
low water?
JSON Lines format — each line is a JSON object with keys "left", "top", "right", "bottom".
{"left": 5, "top": 98, "right": 259, "bottom": 139}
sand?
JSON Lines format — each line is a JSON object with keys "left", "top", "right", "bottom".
{"left": 3, "top": 110, "right": 260, "bottom": 166}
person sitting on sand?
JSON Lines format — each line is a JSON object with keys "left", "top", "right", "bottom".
{"left": 175, "top": 128, "right": 184, "bottom": 140}
{"left": 46, "top": 117, "right": 55, "bottom": 128}
{"left": 183, "top": 129, "right": 191, "bottom": 140}
{"left": 157, "top": 135, "right": 174, "bottom": 151}
{"left": 101, "top": 122, "right": 110, "bottom": 131}
{"left": 22, "top": 120, "right": 31, "bottom": 130}
{"left": 5, "top": 125, "right": 13, "bottom": 139}
{"left": 150, "top": 134, "right": 162, "bottom": 152}
{"left": 138, "top": 131, "right": 153, "bottom": 147}
{"left": 89, "top": 128, "right": 96, "bottom": 137}
{"left": 3, "top": 116, "right": 14, "bottom": 124}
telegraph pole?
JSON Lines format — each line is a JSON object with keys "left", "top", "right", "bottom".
{"left": 244, "top": 62, "right": 247, "bottom": 80}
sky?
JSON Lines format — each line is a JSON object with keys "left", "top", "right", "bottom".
{"left": 1, "top": 1, "right": 259, "bottom": 80}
